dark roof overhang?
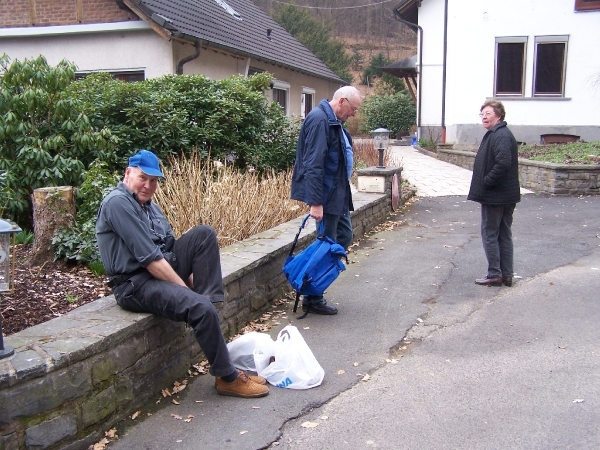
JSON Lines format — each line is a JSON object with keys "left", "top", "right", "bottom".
{"left": 393, "top": 0, "right": 421, "bottom": 29}
{"left": 381, "top": 54, "right": 417, "bottom": 78}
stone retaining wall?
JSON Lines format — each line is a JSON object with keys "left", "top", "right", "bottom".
{"left": 0, "top": 171, "right": 403, "bottom": 450}
{"left": 436, "top": 149, "right": 600, "bottom": 195}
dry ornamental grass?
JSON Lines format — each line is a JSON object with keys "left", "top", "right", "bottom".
{"left": 154, "top": 153, "right": 305, "bottom": 245}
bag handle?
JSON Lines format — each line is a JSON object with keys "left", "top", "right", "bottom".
{"left": 287, "top": 214, "right": 311, "bottom": 257}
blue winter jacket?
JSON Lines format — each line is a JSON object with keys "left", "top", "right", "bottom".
{"left": 290, "top": 99, "right": 354, "bottom": 216}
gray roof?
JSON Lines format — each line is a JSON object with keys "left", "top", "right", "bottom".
{"left": 130, "top": 0, "right": 344, "bottom": 83}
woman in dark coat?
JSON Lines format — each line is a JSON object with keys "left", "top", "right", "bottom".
{"left": 467, "top": 100, "right": 520, "bottom": 287}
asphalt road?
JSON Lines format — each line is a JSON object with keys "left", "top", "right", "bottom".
{"left": 110, "top": 194, "right": 600, "bottom": 450}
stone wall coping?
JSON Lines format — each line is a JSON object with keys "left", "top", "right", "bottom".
{"left": 437, "top": 148, "right": 600, "bottom": 171}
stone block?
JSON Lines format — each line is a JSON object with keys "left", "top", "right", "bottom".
{"left": 0, "top": 365, "right": 90, "bottom": 424}
{"left": 24, "top": 414, "right": 77, "bottom": 449}
{"left": 114, "top": 376, "right": 134, "bottom": 409}
{"left": 0, "top": 432, "right": 19, "bottom": 450}
{"left": 81, "top": 385, "right": 117, "bottom": 428}
{"left": 10, "top": 349, "right": 46, "bottom": 383}
{"left": 60, "top": 433, "right": 100, "bottom": 450}
{"left": 91, "top": 334, "right": 147, "bottom": 384}
{"left": 249, "top": 289, "right": 267, "bottom": 310}
{"left": 568, "top": 172, "right": 590, "bottom": 180}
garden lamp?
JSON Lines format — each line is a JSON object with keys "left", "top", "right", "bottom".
{"left": 372, "top": 128, "right": 390, "bottom": 168}
{"left": 0, "top": 218, "right": 21, "bottom": 359}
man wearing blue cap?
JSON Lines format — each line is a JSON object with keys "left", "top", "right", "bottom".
{"left": 96, "top": 150, "right": 269, "bottom": 398}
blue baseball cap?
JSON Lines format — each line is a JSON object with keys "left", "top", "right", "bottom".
{"left": 128, "top": 150, "right": 165, "bottom": 178}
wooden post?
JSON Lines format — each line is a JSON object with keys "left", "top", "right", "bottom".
{"left": 31, "top": 187, "right": 76, "bottom": 264}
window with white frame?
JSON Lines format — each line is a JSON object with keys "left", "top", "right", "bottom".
{"left": 494, "top": 36, "right": 527, "bottom": 96}
{"left": 533, "top": 35, "right": 568, "bottom": 97}
{"left": 301, "top": 87, "right": 315, "bottom": 119}
{"left": 272, "top": 80, "right": 290, "bottom": 115}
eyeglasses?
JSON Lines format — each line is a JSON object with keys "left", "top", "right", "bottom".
{"left": 479, "top": 112, "right": 494, "bottom": 118}
{"left": 344, "top": 97, "right": 359, "bottom": 113}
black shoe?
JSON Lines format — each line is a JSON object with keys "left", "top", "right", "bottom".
{"left": 502, "top": 277, "right": 513, "bottom": 287}
{"left": 475, "top": 276, "right": 502, "bottom": 287}
{"left": 301, "top": 302, "right": 338, "bottom": 315}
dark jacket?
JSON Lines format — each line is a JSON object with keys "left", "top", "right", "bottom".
{"left": 290, "top": 99, "right": 353, "bottom": 216}
{"left": 468, "top": 121, "right": 521, "bottom": 205}
{"left": 96, "top": 182, "right": 174, "bottom": 276}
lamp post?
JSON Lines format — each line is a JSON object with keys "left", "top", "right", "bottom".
{"left": 0, "top": 218, "right": 21, "bottom": 359}
{"left": 372, "top": 128, "right": 390, "bottom": 168}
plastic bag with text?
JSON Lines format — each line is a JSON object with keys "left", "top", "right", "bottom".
{"left": 256, "top": 325, "right": 324, "bottom": 389}
{"left": 227, "top": 332, "right": 276, "bottom": 372}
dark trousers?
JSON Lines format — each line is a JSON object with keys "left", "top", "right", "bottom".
{"left": 480, "top": 203, "right": 516, "bottom": 278}
{"left": 305, "top": 212, "right": 353, "bottom": 305}
{"left": 112, "top": 225, "right": 236, "bottom": 377}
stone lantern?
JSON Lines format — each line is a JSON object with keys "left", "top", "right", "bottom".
{"left": 0, "top": 218, "right": 22, "bottom": 359}
{"left": 372, "top": 128, "right": 390, "bottom": 168}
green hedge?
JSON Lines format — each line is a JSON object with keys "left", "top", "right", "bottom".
{"left": 0, "top": 55, "right": 299, "bottom": 227}
{"left": 361, "top": 93, "right": 416, "bottom": 137}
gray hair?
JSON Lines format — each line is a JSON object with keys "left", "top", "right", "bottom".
{"left": 332, "top": 85, "right": 361, "bottom": 102}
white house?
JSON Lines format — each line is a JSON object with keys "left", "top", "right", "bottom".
{"left": 0, "top": 0, "right": 344, "bottom": 118}
{"left": 393, "top": 0, "right": 600, "bottom": 146}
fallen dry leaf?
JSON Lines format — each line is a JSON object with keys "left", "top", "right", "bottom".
{"left": 353, "top": 362, "right": 359, "bottom": 367}
{"left": 184, "top": 418, "right": 193, "bottom": 423}
{"left": 301, "top": 421, "right": 319, "bottom": 428}
{"left": 362, "top": 374, "right": 371, "bottom": 382}
{"left": 172, "top": 399, "right": 180, "bottom": 405}
{"left": 171, "top": 414, "right": 183, "bottom": 420}
{"left": 162, "top": 389, "right": 172, "bottom": 397}
{"left": 195, "top": 400, "right": 203, "bottom": 403}
{"left": 105, "top": 429, "right": 118, "bottom": 439}
{"left": 337, "top": 369, "right": 345, "bottom": 375}
{"left": 131, "top": 411, "right": 141, "bottom": 420}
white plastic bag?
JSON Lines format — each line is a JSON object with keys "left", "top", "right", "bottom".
{"left": 227, "top": 332, "right": 275, "bottom": 372}
{"left": 257, "top": 325, "right": 324, "bottom": 389}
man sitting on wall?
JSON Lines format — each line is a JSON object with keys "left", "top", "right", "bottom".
{"left": 96, "top": 149, "right": 269, "bottom": 398}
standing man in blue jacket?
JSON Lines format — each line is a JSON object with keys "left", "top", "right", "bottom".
{"left": 290, "top": 85, "right": 362, "bottom": 315}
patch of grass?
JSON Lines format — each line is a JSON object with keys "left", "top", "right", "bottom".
{"left": 87, "top": 260, "right": 105, "bottom": 277}
{"left": 518, "top": 142, "right": 600, "bottom": 165}
{"left": 15, "top": 230, "right": 34, "bottom": 245}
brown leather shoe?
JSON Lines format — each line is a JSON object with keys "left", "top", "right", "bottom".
{"left": 475, "top": 276, "right": 502, "bottom": 287}
{"left": 502, "top": 277, "right": 513, "bottom": 287}
{"left": 215, "top": 372, "right": 269, "bottom": 398}
{"left": 214, "top": 370, "right": 267, "bottom": 388}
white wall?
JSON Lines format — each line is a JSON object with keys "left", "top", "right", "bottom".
{"left": 0, "top": 28, "right": 174, "bottom": 79}
{"left": 416, "top": 0, "right": 600, "bottom": 144}
{"left": 181, "top": 49, "right": 340, "bottom": 117}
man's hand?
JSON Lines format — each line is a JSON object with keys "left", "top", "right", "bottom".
{"left": 310, "top": 205, "right": 323, "bottom": 222}
{"left": 146, "top": 258, "right": 187, "bottom": 287}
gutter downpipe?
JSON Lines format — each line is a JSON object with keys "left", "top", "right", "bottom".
{"left": 441, "top": 0, "right": 448, "bottom": 144}
{"left": 176, "top": 39, "right": 202, "bottom": 75}
{"left": 393, "top": 10, "right": 423, "bottom": 141}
